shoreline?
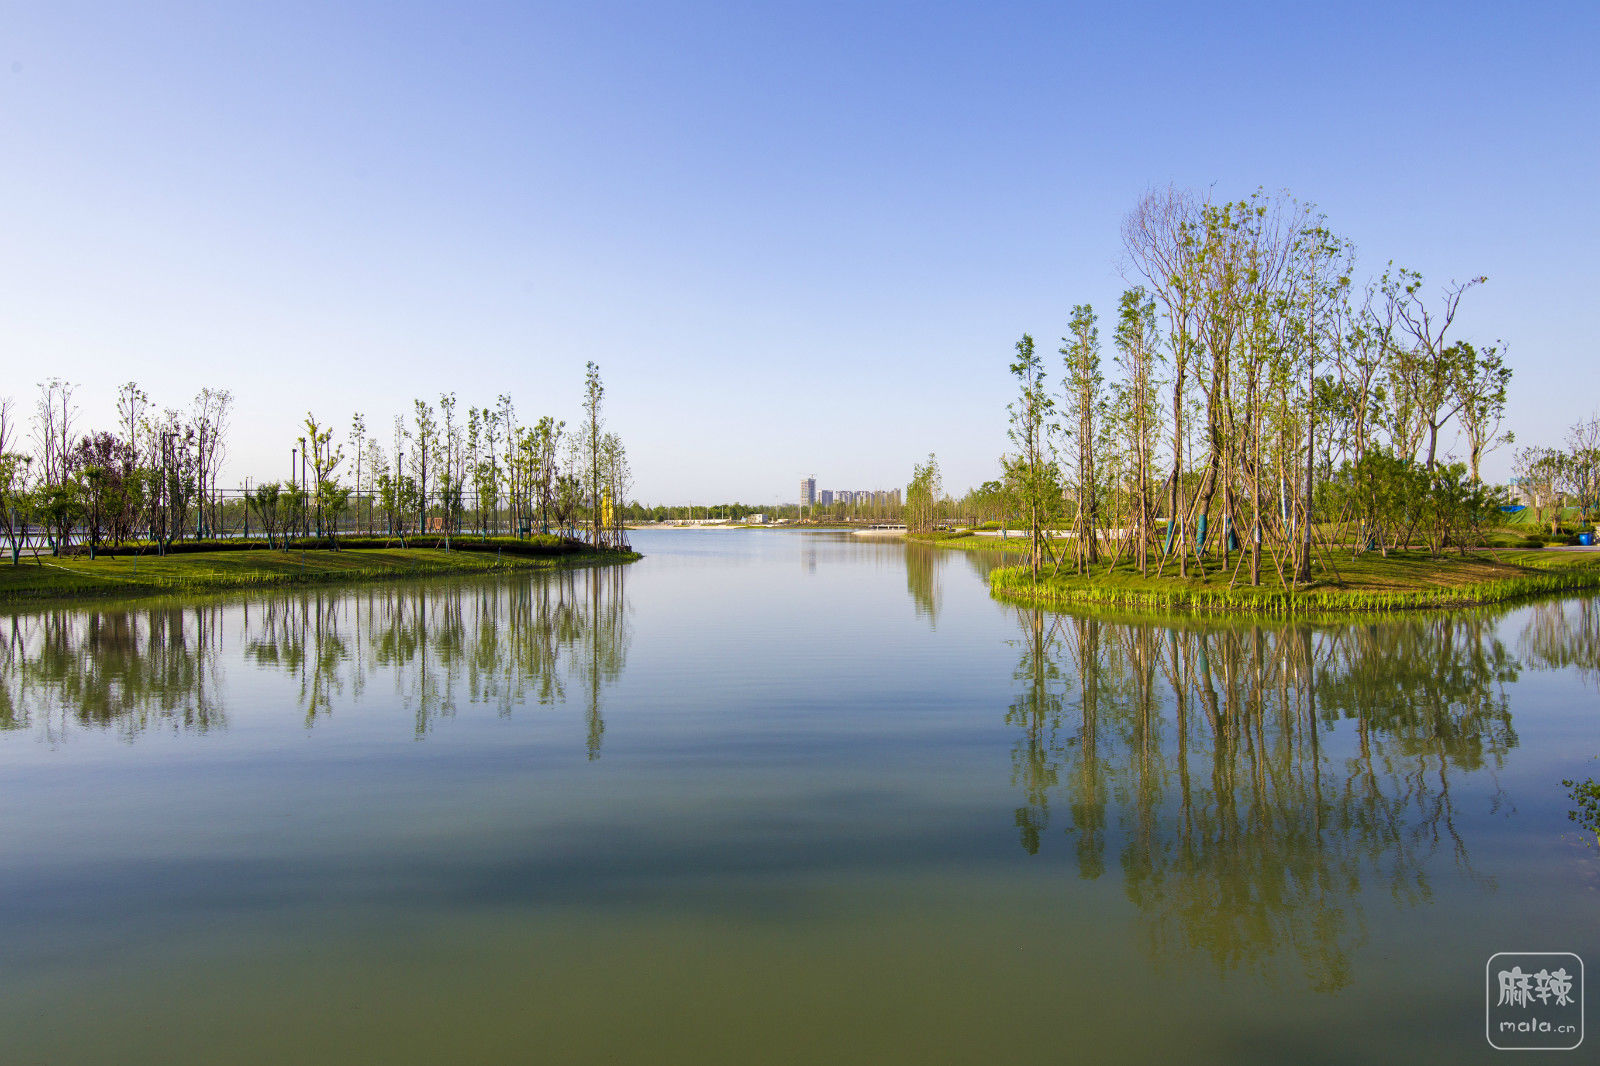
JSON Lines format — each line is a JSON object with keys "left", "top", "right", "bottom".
{"left": 906, "top": 532, "right": 1030, "bottom": 553}
{"left": 984, "top": 549, "right": 1600, "bottom": 615}
{"left": 0, "top": 542, "right": 640, "bottom": 607}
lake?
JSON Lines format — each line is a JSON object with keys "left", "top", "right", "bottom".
{"left": 2, "top": 529, "right": 1596, "bottom": 1064}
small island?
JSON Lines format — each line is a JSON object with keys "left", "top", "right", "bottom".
{"left": 878, "top": 186, "right": 1600, "bottom": 618}
{"left": 0, "top": 364, "right": 640, "bottom": 605}
{"left": 980, "top": 543, "right": 1600, "bottom": 614}
{"left": 0, "top": 535, "right": 638, "bottom": 605}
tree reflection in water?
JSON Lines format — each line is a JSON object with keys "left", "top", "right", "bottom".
{"left": 1006, "top": 604, "right": 1526, "bottom": 991}
{"left": 0, "top": 566, "right": 632, "bottom": 752}
{"left": 1520, "top": 596, "right": 1600, "bottom": 689}
{"left": 903, "top": 541, "right": 943, "bottom": 628}
{"left": 0, "top": 603, "right": 229, "bottom": 739}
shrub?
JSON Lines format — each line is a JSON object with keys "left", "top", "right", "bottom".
{"left": 1567, "top": 777, "right": 1600, "bottom": 846}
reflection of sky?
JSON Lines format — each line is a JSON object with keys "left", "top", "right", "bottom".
{"left": 1, "top": 532, "right": 1597, "bottom": 1064}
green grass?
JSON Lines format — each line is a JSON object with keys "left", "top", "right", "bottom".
{"left": 905, "top": 531, "right": 1033, "bottom": 553}
{"left": 1501, "top": 505, "right": 1585, "bottom": 526}
{"left": 0, "top": 545, "right": 638, "bottom": 605}
{"left": 919, "top": 519, "right": 1597, "bottom": 557}
{"left": 988, "top": 548, "right": 1600, "bottom": 615}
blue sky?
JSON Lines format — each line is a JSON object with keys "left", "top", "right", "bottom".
{"left": 2, "top": 1, "right": 1595, "bottom": 502}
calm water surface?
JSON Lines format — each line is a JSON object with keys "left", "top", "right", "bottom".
{"left": 2, "top": 530, "right": 1597, "bottom": 1064}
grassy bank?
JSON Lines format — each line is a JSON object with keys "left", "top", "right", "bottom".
{"left": 907, "top": 531, "right": 1032, "bottom": 553}
{"left": 0, "top": 540, "right": 638, "bottom": 605}
{"left": 40, "top": 533, "right": 580, "bottom": 558}
{"left": 987, "top": 548, "right": 1600, "bottom": 615}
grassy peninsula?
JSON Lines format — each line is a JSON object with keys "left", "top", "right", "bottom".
{"left": 0, "top": 536, "right": 638, "bottom": 605}
{"left": 983, "top": 547, "right": 1600, "bottom": 615}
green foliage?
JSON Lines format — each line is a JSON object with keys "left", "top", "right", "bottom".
{"left": 957, "top": 480, "right": 1010, "bottom": 528}
{"left": 1324, "top": 448, "right": 1415, "bottom": 551}
{"left": 1324, "top": 451, "right": 1505, "bottom": 554}
{"left": 1414, "top": 462, "right": 1506, "bottom": 553}
{"left": 581, "top": 362, "right": 606, "bottom": 544}
{"left": 249, "top": 481, "right": 284, "bottom": 547}
{"left": 1448, "top": 339, "right": 1513, "bottom": 481}
{"left": 1564, "top": 412, "right": 1600, "bottom": 521}
{"left": 9, "top": 372, "right": 629, "bottom": 554}
{"left": 0, "top": 452, "right": 39, "bottom": 564}
{"left": 68, "top": 432, "right": 145, "bottom": 546}
{"left": 529, "top": 415, "right": 564, "bottom": 532}
{"left": 905, "top": 453, "right": 942, "bottom": 534}
{"left": 1061, "top": 303, "right": 1105, "bottom": 570}
{"left": 1005, "top": 333, "right": 1060, "bottom": 581}
{"left": 37, "top": 482, "right": 85, "bottom": 554}
{"left": 317, "top": 482, "right": 352, "bottom": 541}
{"left": 1566, "top": 776, "right": 1600, "bottom": 846}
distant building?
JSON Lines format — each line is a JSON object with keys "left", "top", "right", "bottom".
{"left": 807, "top": 484, "right": 903, "bottom": 511}
{"left": 746, "top": 513, "right": 767, "bottom": 524}
{"left": 799, "top": 476, "right": 816, "bottom": 507}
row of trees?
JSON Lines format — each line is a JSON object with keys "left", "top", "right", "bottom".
{"left": 1004, "top": 185, "right": 1517, "bottom": 584}
{"left": 1511, "top": 412, "right": 1600, "bottom": 533}
{"left": 255, "top": 362, "right": 631, "bottom": 551}
{"left": 0, "top": 362, "right": 634, "bottom": 562}
{"left": 0, "top": 380, "right": 233, "bottom": 560}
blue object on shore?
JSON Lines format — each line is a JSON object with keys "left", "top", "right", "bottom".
{"left": 1500, "top": 505, "right": 1526, "bottom": 513}
{"left": 1580, "top": 533, "right": 1594, "bottom": 547}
